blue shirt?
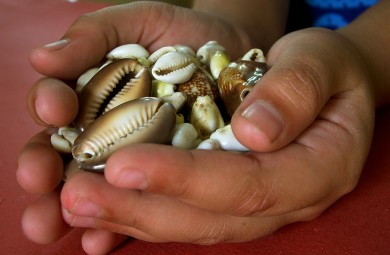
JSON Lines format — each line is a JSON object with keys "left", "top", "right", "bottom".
{"left": 305, "top": 0, "right": 379, "bottom": 29}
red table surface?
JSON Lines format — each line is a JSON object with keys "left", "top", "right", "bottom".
{"left": 0, "top": 0, "right": 389, "bottom": 254}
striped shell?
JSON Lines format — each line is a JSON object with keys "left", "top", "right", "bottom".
{"left": 74, "top": 59, "right": 151, "bottom": 131}
{"left": 218, "top": 60, "right": 267, "bottom": 116}
{"left": 72, "top": 97, "right": 176, "bottom": 171}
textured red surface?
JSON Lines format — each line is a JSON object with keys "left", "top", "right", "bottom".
{"left": 0, "top": 0, "right": 389, "bottom": 254}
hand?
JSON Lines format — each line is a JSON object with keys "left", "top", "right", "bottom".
{"left": 17, "top": 2, "right": 261, "bottom": 254}
{"left": 57, "top": 28, "right": 375, "bottom": 244}
{"left": 21, "top": 21, "right": 374, "bottom": 253}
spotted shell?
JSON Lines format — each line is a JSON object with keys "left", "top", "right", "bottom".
{"left": 72, "top": 97, "right": 176, "bottom": 171}
{"left": 177, "top": 66, "right": 219, "bottom": 113}
{"left": 218, "top": 60, "right": 267, "bottom": 116}
{"left": 74, "top": 59, "right": 152, "bottom": 131}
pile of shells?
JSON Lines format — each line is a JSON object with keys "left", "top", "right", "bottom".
{"left": 51, "top": 41, "right": 268, "bottom": 173}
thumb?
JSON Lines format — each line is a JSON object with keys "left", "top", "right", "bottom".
{"left": 231, "top": 29, "right": 341, "bottom": 152}
{"left": 28, "top": 2, "right": 178, "bottom": 80}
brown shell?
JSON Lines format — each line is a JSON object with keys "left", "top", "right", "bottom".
{"left": 74, "top": 59, "right": 152, "bottom": 131}
{"left": 177, "top": 66, "right": 219, "bottom": 111}
{"left": 218, "top": 60, "right": 267, "bottom": 116}
{"left": 72, "top": 97, "right": 176, "bottom": 172}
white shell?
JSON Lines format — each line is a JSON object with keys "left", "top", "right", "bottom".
{"left": 51, "top": 126, "right": 80, "bottom": 153}
{"left": 242, "top": 48, "right": 266, "bottom": 63}
{"left": 174, "top": 44, "right": 196, "bottom": 56}
{"left": 196, "top": 41, "right": 226, "bottom": 66}
{"left": 196, "top": 139, "right": 220, "bottom": 150}
{"left": 161, "top": 92, "right": 186, "bottom": 112}
{"left": 106, "top": 44, "right": 150, "bottom": 60}
{"left": 210, "top": 124, "right": 249, "bottom": 151}
{"left": 171, "top": 123, "right": 198, "bottom": 149}
{"left": 98, "top": 60, "right": 113, "bottom": 71}
{"left": 190, "top": 95, "right": 225, "bottom": 138}
{"left": 148, "top": 46, "right": 177, "bottom": 64}
{"left": 76, "top": 67, "right": 99, "bottom": 94}
{"left": 152, "top": 51, "right": 196, "bottom": 84}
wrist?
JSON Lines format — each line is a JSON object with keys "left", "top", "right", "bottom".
{"left": 336, "top": 2, "right": 390, "bottom": 108}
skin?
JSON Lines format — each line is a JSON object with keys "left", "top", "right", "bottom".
{"left": 16, "top": 0, "right": 390, "bottom": 254}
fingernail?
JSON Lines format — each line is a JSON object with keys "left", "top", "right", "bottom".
{"left": 44, "top": 39, "right": 70, "bottom": 51}
{"left": 115, "top": 170, "right": 148, "bottom": 190}
{"left": 62, "top": 207, "right": 96, "bottom": 228}
{"left": 72, "top": 199, "right": 101, "bottom": 217}
{"left": 241, "top": 100, "right": 284, "bottom": 142}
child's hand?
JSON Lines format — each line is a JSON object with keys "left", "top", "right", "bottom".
{"left": 58, "top": 28, "right": 374, "bottom": 244}
{"left": 17, "top": 0, "right": 388, "bottom": 254}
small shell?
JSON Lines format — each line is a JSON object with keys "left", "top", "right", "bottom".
{"left": 218, "top": 60, "right": 267, "bottom": 116}
{"left": 174, "top": 44, "right": 196, "bottom": 56}
{"left": 210, "top": 124, "right": 249, "bottom": 151}
{"left": 51, "top": 134, "right": 72, "bottom": 153}
{"left": 178, "top": 66, "right": 219, "bottom": 112}
{"left": 76, "top": 67, "right": 99, "bottom": 94}
{"left": 106, "top": 44, "right": 150, "bottom": 60}
{"left": 74, "top": 59, "right": 152, "bottom": 131}
{"left": 161, "top": 92, "right": 186, "bottom": 112}
{"left": 151, "top": 80, "right": 176, "bottom": 98}
{"left": 72, "top": 97, "right": 176, "bottom": 171}
{"left": 152, "top": 51, "right": 196, "bottom": 84}
{"left": 51, "top": 126, "right": 80, "bottom": 154}
{"left": 196, "top": 139, "right": 220, "bottom": 150}
{"left": 209, "top": 51, "right": 230, "bottom": 79}
{"left": 242, "top": 48, "right": 266, "bottom": 63}
{"left": 190, "top": 95, "right": 225, "bottom": 138}
{"left": 148, "top": 46, "right": 177, "bottom": 64}
{"left": 171, "top": 123, "right": 198, "bottom": 149}
{"left": 196, "top": 41, "right": 227, "bottom": 66}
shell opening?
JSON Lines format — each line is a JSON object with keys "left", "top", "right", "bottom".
{"left": 77, "top": 152, "right": 94, "bottom": 161}
{"left": 96, "top": 68, "right": 135, "bottom": 117}
{"left": 240, "top": 88, "right": 252, "bottom": 101}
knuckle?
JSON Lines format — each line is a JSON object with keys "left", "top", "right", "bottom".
{"left": 232, "top": 174, "right": 277, "bottom": 216}
{"left": 274, "top": 61, "right": 325, "bottom": 117}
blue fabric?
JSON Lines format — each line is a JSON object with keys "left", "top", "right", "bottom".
{"left": 305, "top": 0, "right": 378, "bottom": 29}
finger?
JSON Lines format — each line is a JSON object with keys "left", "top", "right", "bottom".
{"left": 28, "top": 2, "right": 205, "bottom": 80}
{"left": 27, "top": 77, "right": 78, "bottom": 127}
{"left": 105, "top": 120, "right": 359, "bottom": 219}
{"left": 81, "top": 229, "right": 128, "bottom": 255}
{"left": 17, "top": 129, "right": 64, "bottom": 194}
{"left": 231, "top": 28, "right": 352, "bottom": 152}
{"left": 21, "top": 191, "right": 71, "bottom": 244}
{"left": 61, "top": 172, "right": 283, "bottom": 244}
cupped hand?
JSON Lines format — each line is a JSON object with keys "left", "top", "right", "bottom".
{"left": 59, "top": 28, "right": 375, "bottom": 244}
{"left": 17, "top": 0, "right": 376, "bottom": 252}
{"left": 17, "top": 2, "right": 258, "bottom": 254}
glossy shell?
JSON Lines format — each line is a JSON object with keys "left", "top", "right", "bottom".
{"left": 106, "top": 44, "right": 150, "bottom": 60}
{"left": 218, "top": 60, "right": 267, "bottom": 116}
{"left": 72, "top": 97, "right": 176, "bottom": 171}
{"left": 190, "top": 95, "right": 224, "bottom": 138}
{"left": 152, "top": 51, "right": 196, "bottom": 84}
{"left": 178, "top": 67, "right": 219, "bottom": 112}
{"left": 74, "top": 59, "right": 152, "bottom": 131}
